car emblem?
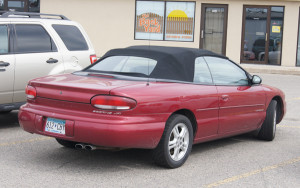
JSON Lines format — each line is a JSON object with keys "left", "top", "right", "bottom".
{"left": 60, "top": 91, "right": 62, "bottom": 95}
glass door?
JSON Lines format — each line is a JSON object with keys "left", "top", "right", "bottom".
{"left": 241, "top": 6, "right": 270, "bottom": 64}
{"left": 200, "top": 4, "right": 228, "bottom": 55}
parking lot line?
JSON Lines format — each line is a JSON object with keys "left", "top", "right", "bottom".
{"left": 0, "top": 137, "right": 52, "bottom": 147}
{"left": 278, "top": 125, "right": 300, "bottom": 128}
{"left": 287, "top": 97, "right": 300, "bottom": 102}
{"left": 205, "top": 156, "right": 300, "bottom": 188}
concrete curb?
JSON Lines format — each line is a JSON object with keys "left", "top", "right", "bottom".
{"left": 240, "top": 64, "right": 300, "bottom": 75}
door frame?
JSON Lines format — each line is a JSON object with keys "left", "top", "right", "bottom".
{"left": 240, "top": 5, "right": 271, "bottom": 64}
{"left": 200, "top": 3, "right": 228, "bottom": 55}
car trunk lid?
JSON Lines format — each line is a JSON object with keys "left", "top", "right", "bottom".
{"left": 29, "top": 73, "right": 143, "bottom": 103}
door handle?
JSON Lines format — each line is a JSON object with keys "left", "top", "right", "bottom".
{"left": 221, "top": 95, "right": 229, "bottom": 101}
{"left": 46, "top": 58, "right": 58, "bottom": 64}
{"left": 0, "top": 61, "right": 10, "bottom": 67}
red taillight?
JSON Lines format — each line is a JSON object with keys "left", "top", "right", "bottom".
{"left": 25, "top": 85, "right": 37, "bottom": 100}
{"left": 91, "top": 95, "right": 136, "bottom": 110}
{"left": 90, "top": 54, "right": 97, "bottom": 64}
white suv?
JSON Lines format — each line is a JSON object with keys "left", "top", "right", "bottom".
{"left": 0, "top": 12, "right": 97, "bottom": 113}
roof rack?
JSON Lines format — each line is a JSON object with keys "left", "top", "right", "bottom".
{"left": 0, "top": 11, "right": 69, "bottom": 20}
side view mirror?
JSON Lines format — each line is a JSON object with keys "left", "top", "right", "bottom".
{"left": 252, "top": 75, "right": 262, "bottom": 85}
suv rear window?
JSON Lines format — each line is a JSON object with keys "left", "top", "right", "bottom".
{"left": 15, "top": 24, "right": 57, "bottom": 53}
{"left": 52, "top": 24, "right": 89, "bottom": 51}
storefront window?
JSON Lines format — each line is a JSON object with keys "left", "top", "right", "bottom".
{"left": 0, "top": 0, "right": 39, "bottom": 12}
{"left": 135, "top": 0, "right": 195, "bottom": 41}
{"left": 0, "top": 0, "right": 5, "bottom": 10}
{"left": 165, "top": 2, "right": 195, "bottom": 41}
{"left": 269, "top": 7, "right": 284, "bottom": 65}
{"left": 241, "top": 6, "right": 284, "bottom": 65}
{"left": 29, "top": 0, "right": 39, "bottom": 12}
{"left": 135, "top": 1, "right": 165, "bottom": 40}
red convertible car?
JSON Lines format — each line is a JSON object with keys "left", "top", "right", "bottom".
{"left": 19, "top": 46, "right": 286, "bottom": 168}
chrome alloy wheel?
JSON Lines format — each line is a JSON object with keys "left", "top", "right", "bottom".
{"left": 168, "top": 123, "right": 189, "bottom": 161}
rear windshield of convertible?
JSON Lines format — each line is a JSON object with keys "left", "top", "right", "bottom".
{"left": 87, "top": 56, "right": 158, "bottom": 76}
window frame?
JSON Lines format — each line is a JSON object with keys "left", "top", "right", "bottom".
{"left": 12, "top": 24, "right": 58, "bottom": 54}
{"left": 134, "top": 0, "right": 196, "bottom": 42}
{"left": 296, "top": 7, "right": 300, "bottom": 67}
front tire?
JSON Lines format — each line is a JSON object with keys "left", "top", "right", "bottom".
{"left": 258, "top": 100, "right": 277, "bottom": 141}
{"left": 153, "top": 114, "right": 193, "bottom": 168}
{"left": 56, "top": 138, "right": 78, "bottom": 148}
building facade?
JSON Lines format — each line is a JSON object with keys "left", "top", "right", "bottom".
{"left": 4, "top": 0, "right": 300, "bottom": 67}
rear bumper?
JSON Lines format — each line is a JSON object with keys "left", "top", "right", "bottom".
{"left": 18, "top": 104, "right": 168, "bottom": 149}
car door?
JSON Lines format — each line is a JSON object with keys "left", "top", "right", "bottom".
{"left": 0, "top": 24, "right": 15, "bottom": 105}
{"left": 12, "top": 23, "right": 64, "bottom": 103}
{"left": 204, "top": 56, "right": 266, "bottom": 134}
{"left": 191, "top": 57, "right": 219, "bottom": 139}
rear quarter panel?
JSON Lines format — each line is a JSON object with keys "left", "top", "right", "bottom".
{"left": 110, "top": 82, "right": 219, "bottom": 139}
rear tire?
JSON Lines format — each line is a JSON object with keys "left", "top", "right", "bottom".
{"left": 152, "top": 114, "right": 193, "bottom": 168}
{"left": 258, "top": 100, "right": 277, "bottom": 141}
{"left": 56, "top": 138, "right": 78, "bottom": 148}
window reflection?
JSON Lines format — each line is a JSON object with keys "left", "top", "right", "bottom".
{"left": 0, "top": 0, "right": 40, "bottom": 12}
{"left": 205, "top": 57, "right": 248, "bottom": 86}
{"left": 15, "top": 25, "right": 56, "bottom": 53}
{"left": 0, "top": 25, "right": 9, "bottom": 54}
{"left": 0, "top": 0, "right": 4, "bottom": 10}
{"left": 243, "top": 8, "right": 268, "bottom": 62}
{"left": 29, "top": 0, "right": 39, "bottom": 12}
{"left": 267, "top": 7, "right": 284, "bottom": 65}
{"left": 242, "top": 6, "right": 284, "bottom": 65}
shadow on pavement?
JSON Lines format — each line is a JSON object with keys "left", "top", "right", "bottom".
{"left": 25, "top": 133, "right": 260, "bottom": 171}
{"left": 0, "top": 110, "right": 20, "bottom": 129}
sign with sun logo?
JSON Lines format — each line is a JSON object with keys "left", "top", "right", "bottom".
{"left": 135, "top": 1, "right": 195, "bottom": 41}
{"left": 165, "top": 2, "right": 195, "bottom": 41}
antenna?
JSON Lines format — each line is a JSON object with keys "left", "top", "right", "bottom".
{"left": 147, "top": 21, "right": 151, "bottom": 86}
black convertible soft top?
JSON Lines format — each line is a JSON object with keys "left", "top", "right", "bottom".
{"left": 94, "top": 46, "right": 228, "bottom": 82}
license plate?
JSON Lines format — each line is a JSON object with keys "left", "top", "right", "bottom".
{"left": 45, "top": 118, "right": 66, "bottom": 135}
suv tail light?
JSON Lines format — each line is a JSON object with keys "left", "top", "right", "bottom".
{"left": 90, "top": 54, "right": 97, "bottom": 64}
{"left": 91, "top": 95, "right": 136, "bottom": 110}
{"left": 25, "top": 85, "right": 37, "bottom": 99}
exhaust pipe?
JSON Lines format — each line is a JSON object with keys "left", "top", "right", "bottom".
{"left": 85, "top": 145, "right": 97, "bottom": 151}
{"left": 75, "top": 143, "right": 123, "bottom": 151}
{"left": 75, "top": 143, "right": 85, "bottom": 149}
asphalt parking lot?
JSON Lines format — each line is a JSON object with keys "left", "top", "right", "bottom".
{"left": 0, "top": 73, "right": 299, "bottom": 187}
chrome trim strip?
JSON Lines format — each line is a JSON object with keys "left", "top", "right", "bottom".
{"left": 220, "top": 104, "right": 265, "bottom": 109}
{"left": 196, "top": 107, "right": 219, "bottom": 112}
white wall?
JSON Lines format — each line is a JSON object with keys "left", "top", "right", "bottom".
{"left": 41, "top": 0, "right": 300, "bottom": 67}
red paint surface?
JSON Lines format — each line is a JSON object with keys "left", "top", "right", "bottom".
{"left": 19, "top": 74, "right": 286, "bottom": 149}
